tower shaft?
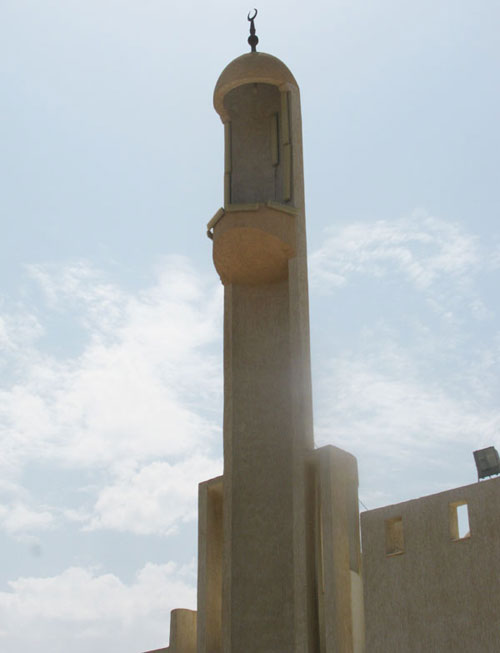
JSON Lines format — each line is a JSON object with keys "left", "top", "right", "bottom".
{"left": 209, "top": 57, "right": 315, "bottom": 651}
{"left": 150, "top": 48, "right": 365, "bottom": 653}
{"left": 223, "top": 281, "right": 309, "bottom": 650}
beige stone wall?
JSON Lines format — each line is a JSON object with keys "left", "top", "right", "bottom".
{"left": 361, "top": 476, "right": 500, "bottom": 652}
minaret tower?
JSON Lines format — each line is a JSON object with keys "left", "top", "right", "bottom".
{"left": 147, "top": 14, "right": 365, "bottom": 653}
{"left": 206, "top": 11, "right": 314, "bottom": 652}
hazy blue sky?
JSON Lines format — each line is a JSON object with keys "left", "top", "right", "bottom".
{"left": 1, "top": 1, "right": 499, "bottom": 651}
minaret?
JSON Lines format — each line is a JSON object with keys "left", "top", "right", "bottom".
{"left": 206, "top": 15, "right": 314, "bottom": 653}
{"left": 147, "top": 14, "right": 365, "bottom": 653}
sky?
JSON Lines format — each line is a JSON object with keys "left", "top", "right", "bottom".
{"left": 0, "top": 0, "right": 499, "bottom": 651}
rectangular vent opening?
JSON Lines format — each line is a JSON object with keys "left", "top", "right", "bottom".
{"left": 450, "top": 501, "right": 471, "bottom": 540}
{"left": 385, "top": 516, "right": 404, "bottom": 556}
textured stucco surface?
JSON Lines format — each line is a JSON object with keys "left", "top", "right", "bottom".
{"left": 361, "top": 476, "right": 500, "bottom": 652}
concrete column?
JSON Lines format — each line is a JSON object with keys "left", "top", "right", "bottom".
{"left": 168, "top": 609, "right": 197, "bottom": 653}
{"left": 197, "top": 477, "right": 223, "bottom": 652}
{"left": 313, "top": 446, "right": 365, "bottom": 653}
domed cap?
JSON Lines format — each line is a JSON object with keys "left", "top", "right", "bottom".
{"left": 214, "top": 52, "right": 298, "bottom": 121}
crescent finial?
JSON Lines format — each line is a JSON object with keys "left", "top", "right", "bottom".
{"left": 247, "top": 9, "right": 259, "bottom": 52}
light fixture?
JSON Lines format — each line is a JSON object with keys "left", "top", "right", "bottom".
{"left": 473, "top": 446, "right": 500, "bottom": 481}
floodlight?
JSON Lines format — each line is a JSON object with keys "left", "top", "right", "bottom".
{"left": 473, "top": 446, "right": 500, "bottom": 481}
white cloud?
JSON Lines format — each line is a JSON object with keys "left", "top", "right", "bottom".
{"left": 310, "top": 211, "right": 479, "bottom": 292}
{"left": 0, "top": 258, "right": 222, "bottom": 467}
{"left": 0, "top": 481, "right": 55, "bottom": 536}
{"left": 314, "top": 328, "right": 500, "bottom": 508}
{"left": 0, "top": 503, "right": 54, "bottom": 535}
{"left": 0, "top": 562, "right": 196, "bottom": 653}
{"left": 0, "top": 257, "right": 223, "bottom": 536}
{"left": 308, "top": 211, "right": 500, "bottom": 500}
{"left": 88, "top": 455, "right": 222, "bottom": 536}
{"left": 310, "top": 211, "right": 500, "bottom": 506}
{"left": 0, "top": 311, "right": 44, "bottom": 357}
{"left": 316, "top": 349, "right": 500, "bottom": 456}
{"left": 491, "top": 243, "right": 500, "bottom": 269}
{"left": 0, "top": 212, "right": 497, "bottom": 537}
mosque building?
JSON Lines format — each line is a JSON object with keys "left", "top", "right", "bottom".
{"left": 144, "top": 14, "right": 500, "bottom": 653}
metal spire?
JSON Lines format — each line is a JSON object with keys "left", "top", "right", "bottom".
{"left": 247, "top": 9, "right": 258, "bottom": 52}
